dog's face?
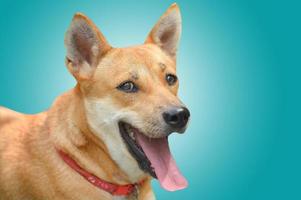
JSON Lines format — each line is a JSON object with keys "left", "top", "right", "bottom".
{"left": 85, "top": 44, "right": 187, "bottom": 137}
{"left": 65, "top": 4, "right": 190, "bottom": 191}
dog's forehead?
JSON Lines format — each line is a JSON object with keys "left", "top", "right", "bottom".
{"left": 97, "top": 44, "right": 175, "bottom": 75}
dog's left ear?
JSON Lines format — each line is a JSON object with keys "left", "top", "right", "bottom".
{"left": 65, "top": 13, "right": 111, "bottom": 80}
{"left": 145, "top": 3, "right": 182, "bottom": 58}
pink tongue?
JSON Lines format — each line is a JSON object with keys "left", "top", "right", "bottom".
{"left": 135, "top": 133, "right": 188, "bottom": 191}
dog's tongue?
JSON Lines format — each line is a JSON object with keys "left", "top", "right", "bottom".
{"left": 135, "top": 133, "right": 188, "bottom": 191}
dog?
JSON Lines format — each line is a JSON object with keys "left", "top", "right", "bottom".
{"left": 0, "top": 3, "right": 190, "bottom": 200}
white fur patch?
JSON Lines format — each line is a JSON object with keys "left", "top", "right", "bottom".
{"left": 84, "top": 97, "right": 145, "bottom": 182}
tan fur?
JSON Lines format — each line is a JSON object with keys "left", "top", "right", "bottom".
{"left": 0, "top": 3, "right": 183, "bottom": 200}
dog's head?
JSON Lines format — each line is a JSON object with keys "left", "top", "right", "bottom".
{"left": 64, "top": 4, "right": 190, "bottom": 191}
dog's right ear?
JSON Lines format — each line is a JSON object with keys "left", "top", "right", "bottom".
{"left": 65, "top": 13, "right": 111, "bottom": 80}
{"left": 145, "top": 3, "right": 182, "bottom": 59}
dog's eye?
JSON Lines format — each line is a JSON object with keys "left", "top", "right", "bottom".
{"left": 117, "top": 81, "right": 138, "bottom": 93}
{"left": 166, "top": 74, "right": 178, "bottom": 86}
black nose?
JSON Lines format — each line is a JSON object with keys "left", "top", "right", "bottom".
{"left": 163, "top": 107, "right": 190, "bottom": 130}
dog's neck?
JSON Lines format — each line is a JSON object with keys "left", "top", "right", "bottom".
{"left": 46, "top": 86, "right": 134, "bottom": 185}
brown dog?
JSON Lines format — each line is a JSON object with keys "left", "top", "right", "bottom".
{"left": 0, "top": 3, "right": 190, "bottom": 200}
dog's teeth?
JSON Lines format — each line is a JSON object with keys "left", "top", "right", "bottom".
{"left": 124, "top": 124, "right": 129, "bottom": 130}
{"left": 129, "top": 130, "right": 135, "bottom": 140}
{"left": 125, "top": 124, "right": 135, "bottom": 140}
{"left": 126, "top": 126, "right": 132, "bottom": 133}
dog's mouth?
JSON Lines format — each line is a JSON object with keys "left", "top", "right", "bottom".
{"left": 119, "top": 122, "right": 156, "bottom": 178}
{"left": 118, "top": 121, "right": 188, "bottom": 191}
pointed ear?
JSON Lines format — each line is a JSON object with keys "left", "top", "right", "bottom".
{"left": 65, "top": 13, "right": 111, "bottom": 80}
{"left": 145, "top": 3, "right": 182, "bottom": 58}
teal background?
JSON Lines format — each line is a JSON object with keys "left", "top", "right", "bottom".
{"left": 0, "top": 0, "right": 300, "bottom": 199}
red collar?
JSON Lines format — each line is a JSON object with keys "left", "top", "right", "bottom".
{"left": 57, "top": 149, "right": 141, "bottom": 196}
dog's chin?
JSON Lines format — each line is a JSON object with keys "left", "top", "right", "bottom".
{"left": 118, "top": 121, "right": 158, "bottom": 178}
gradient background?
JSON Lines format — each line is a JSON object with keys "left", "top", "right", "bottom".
{"left": 0, "top": 0, "right": 300, "bottom": 199}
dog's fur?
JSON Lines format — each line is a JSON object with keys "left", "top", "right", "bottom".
{"left": 0, "top": 3, "right": 185, "bottom": 200}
